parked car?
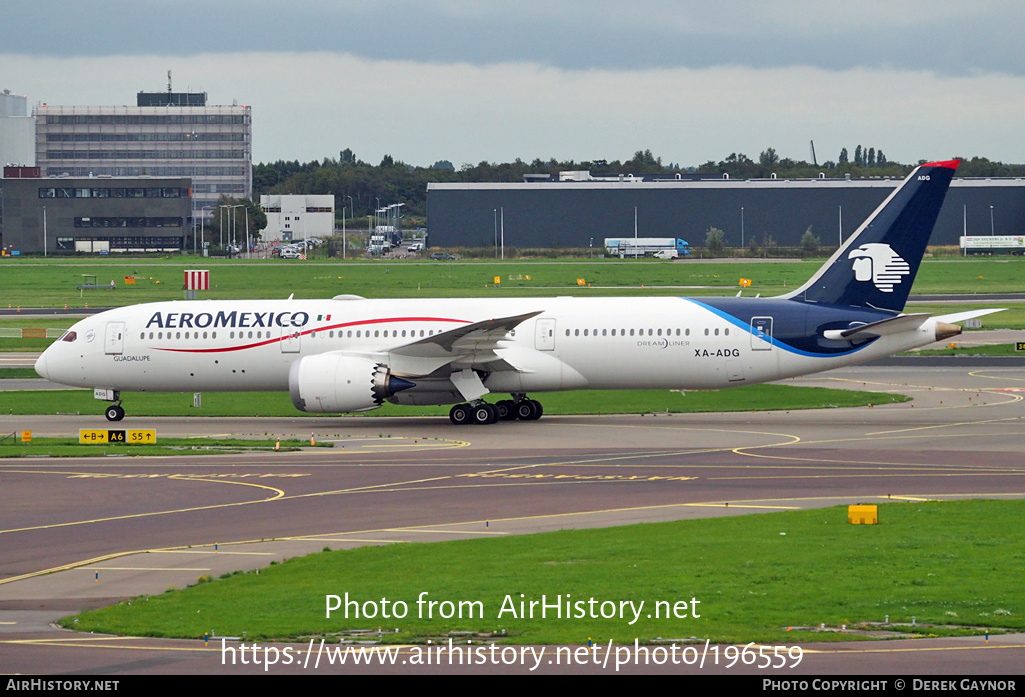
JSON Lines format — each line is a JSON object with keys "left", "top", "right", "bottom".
{"left": 430, "top": 252, "right": 456, "bottom": 260}
{"left": 279, "top": 248, "right": 300, "bottom": 259}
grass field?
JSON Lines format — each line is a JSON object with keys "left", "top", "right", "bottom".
{"left": 62, "top": 499, "right": 1025, "bottom": 645}
{"left": 2, "top": 256, "right": 1025, "bottom": 308}
{"left": 0, "top": 383, "right": 908, "bottom": 419}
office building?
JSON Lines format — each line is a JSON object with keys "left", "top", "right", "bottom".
{"left": 1, "top": 171, "right": 192, "bottom": 254}
{"left": 34, "top": 91, "right": 250, "bottom": 215}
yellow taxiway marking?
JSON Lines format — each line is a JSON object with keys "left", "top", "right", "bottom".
{"left": 865, "top": 415, "right": 1025, "bottom": 436}
{"left": 294, "top": 537, "right": 412, "bottom": 544}
{"left": 969, "top": 370, "right": 1025, "bottom": 383}
{"left": 0, "top": 474, "right": 285, "bottom": 536}
{"left": 157, "top": 550, "right": 275, "bottom": 555}
{"left": 83, "top": 567, "right": 210, "bottom": 572}
{"left": 0, "top": 638, "right": 217, "bottom": 652}
{"left": 378, "top": 528, "right": 508, "bottom": 535}
{"left": 682, "top": 503, "right": 799, "bottom": 510}
{"left": 728, "top": 446, "right": 1025, "bottom": 473}
{"left": 820, "top": 377, "right": 1025, "bottom": 409}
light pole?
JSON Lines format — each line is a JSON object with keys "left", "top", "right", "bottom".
{"left": 345, "top": 195, "right": 353, "bottom": 260}
{"left": 223, "top": 204, "right": 244, "bottom": 255}
{"left": 218, "top": 205, "right": 229, "bottom": 249}
{"left": 990, "top": 205, "right": 995, "bottom": 236}
{"left": 740, "top": 207, "right": 745, "bottom": 249}
{"left": 494, "top": 208, "right": 498, "bottom": 258}
{"left": 500, "top": 207, "right": 504, "bottom": 260}
{"left": 42, "top": 205, "right": 47, "bottom": 257}
{"left": 200, "top": 206, "right": 213, "bottom": 254}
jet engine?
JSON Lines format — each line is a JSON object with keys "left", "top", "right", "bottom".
{"left": 288, "top": 354, "right": 414, "bottom": 413}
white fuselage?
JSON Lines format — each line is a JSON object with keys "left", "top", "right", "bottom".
{"left": 36, "top": 295, "right": 943, "bottom": 407}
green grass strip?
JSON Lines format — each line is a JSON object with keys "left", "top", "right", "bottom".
{"left": 0, "top": 437, "right": 330, "bottom": 458}
{"left": 63, "top": 499, "right": 1025, "bottom": 644}
{"left": 1, "top": 384, "right": 907, "bottom": 418}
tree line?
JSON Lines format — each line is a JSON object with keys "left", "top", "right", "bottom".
{"left": 252, "top": 148, "right": 1025, "bottom": 228}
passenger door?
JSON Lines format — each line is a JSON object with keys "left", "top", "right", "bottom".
{"left": 104, "top": 322, "right": 125, "bottom": 355}
{"left": 534, "top": 318, "right": 556, "bottom": 351}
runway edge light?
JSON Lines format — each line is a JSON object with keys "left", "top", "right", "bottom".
{"left": 848, "top": 504, "right": 878, "bottom": 525}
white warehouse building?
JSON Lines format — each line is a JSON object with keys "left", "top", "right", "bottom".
{"left": 260, "top": 194, "right": 334, "bottom": 242}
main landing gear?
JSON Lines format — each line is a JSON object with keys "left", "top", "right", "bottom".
{"left": 449, "top": 396, "right": 543, "bottom": 425}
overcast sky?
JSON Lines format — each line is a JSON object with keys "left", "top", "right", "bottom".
{"left": 4, "top": 1, "right": 1025, "bottom": 167}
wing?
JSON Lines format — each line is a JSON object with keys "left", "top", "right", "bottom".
{"left": 385, "top": 310, "right": 544, "bottom": 377}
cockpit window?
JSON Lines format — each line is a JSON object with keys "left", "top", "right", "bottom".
{"left": 60, "top": 331, "right": 78, "bottom": 343}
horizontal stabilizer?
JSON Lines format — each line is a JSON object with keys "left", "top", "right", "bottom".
{"left": 823, "top": 313, "right": 931, "bottom": 341}
{"left": 933, "top": 308, "right": 1005, "bottom": 324}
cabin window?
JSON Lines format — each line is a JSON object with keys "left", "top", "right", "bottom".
{"left": 724, "top": 328, "right": 729, "bottom": 336}
{"left": 203, "top": 332, "right": 208, "bottom": 339}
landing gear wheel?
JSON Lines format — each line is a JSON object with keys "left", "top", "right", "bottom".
{"left": 528, "top": 399, "right": 543, "bottom": 420}
{"left": 105, "top": 404, "right": 125, "bottom": 422}
{"left": 449, "top": 403, "right": 472, "bottom": 425}
{"left": 472, "top": 403, "right": 498, "bottom": 425}
{"left": 496, "top": 400, "right": 516, "bottom": 421}
{"left": 515, "top": 399, "right": 543, "bottom": 421}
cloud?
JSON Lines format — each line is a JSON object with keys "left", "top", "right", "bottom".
{"left": 5, "top": 1, "right": 1025, "bottom": 76}
{"left": 6, "top": 52, "right": 1025, "bottom": 166}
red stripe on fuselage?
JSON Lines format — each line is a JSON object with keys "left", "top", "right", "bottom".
{"left": 151, "top": 316, "right": 471, "bottom": 354}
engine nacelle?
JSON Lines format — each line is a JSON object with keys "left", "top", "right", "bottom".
{"left": 288, "top": 354, "right": 414, "bottom": 413}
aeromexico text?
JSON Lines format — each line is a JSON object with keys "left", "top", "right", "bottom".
{"left": 145, "top": 311, "right": 311, "bottom": 330}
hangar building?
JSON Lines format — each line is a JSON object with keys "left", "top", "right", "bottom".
{"left": 427, "top": 174, "right": 1025, "bottom": 250}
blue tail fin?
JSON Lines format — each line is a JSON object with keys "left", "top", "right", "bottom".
{"left": 783, "top": 160, "right": 958, "bottom": 312}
